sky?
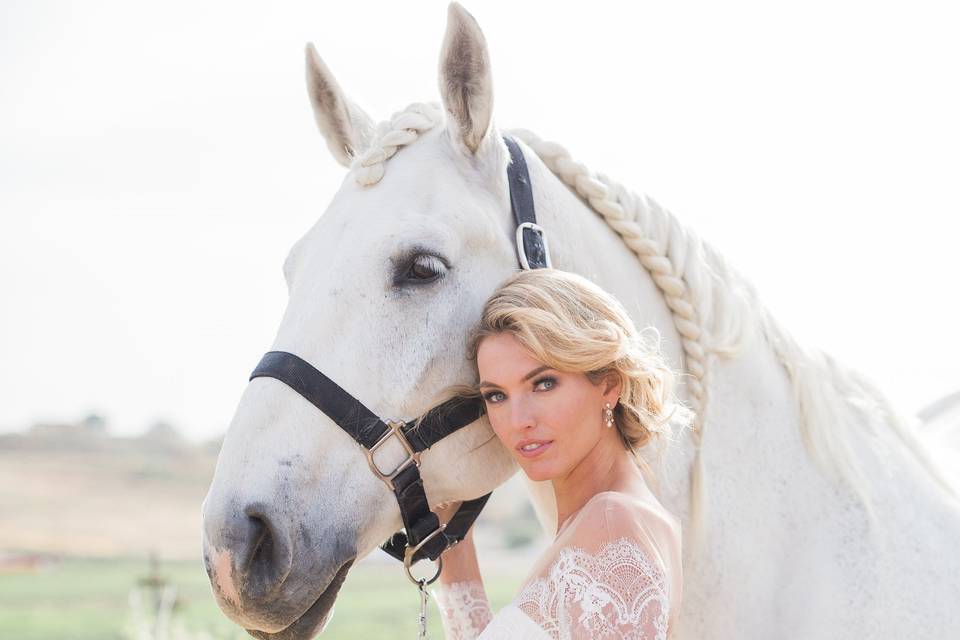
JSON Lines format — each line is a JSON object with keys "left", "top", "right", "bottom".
{"left": 1, "top": 0, "right": 958, "bottom": 441}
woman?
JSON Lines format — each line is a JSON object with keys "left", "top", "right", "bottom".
{"left": 431, "top": 269, "right": 688, "bottom": 639}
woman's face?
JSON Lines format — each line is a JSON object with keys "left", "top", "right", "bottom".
{"left": 477, "top": 332, "right": 618, "bottom": 482}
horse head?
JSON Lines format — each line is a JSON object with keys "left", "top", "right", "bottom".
{"left": 201, "top": 4, "right": 527, "bottom": 638}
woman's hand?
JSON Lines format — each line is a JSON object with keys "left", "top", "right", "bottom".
{"left": 432, "top": 500, "right": 482, "bottom": 585}
{"left": 434, "top": 500, "right": 476, "bottom": 544}
{"left": 433, "top": 500, "right": 464, "bottom": 527}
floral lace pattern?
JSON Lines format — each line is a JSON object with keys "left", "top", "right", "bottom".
{"left": 431, "top": 491, "right": 680, "bottom": 640}
{"left": 432, "top": 580, "right": 493, "bottom": 639}
{"left": 515, "top": 537, "right": 669, "bottom": 640}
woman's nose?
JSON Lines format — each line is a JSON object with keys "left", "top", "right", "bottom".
{"left": 507, "top": 397, "right": 536, "bottom": 432}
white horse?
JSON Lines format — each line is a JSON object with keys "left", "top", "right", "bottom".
{"left": 920, "top": 392, "right": 960, "bottom": 489}
{"left": 201, "top": 4, "right": 960, "bottom": 639}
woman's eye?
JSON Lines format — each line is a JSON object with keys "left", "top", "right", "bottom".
{"left": 482, "top": 379, "right": 554, "bottom": 404}
{"left": 483, "top": 391, "right": 506, "bottom": 404}
{"left": 533, "top": 377, "right": 556, "bottom": 391}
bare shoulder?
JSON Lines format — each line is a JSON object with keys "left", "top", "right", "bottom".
{"left": 575, "top": 490, "right": 681, "bottom": 543}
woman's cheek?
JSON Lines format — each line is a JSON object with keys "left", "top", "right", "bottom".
{"left": 487, "top": 411, "right": 508, "bottom": 443}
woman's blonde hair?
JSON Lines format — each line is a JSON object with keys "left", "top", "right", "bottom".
{"left": 466, "top": 269, "right": 689, "bottom": 479}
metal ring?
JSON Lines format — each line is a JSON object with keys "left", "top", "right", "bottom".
{"left": 404, "top": 552, "right": 443, "bottom": 586}
{"left": 402, "top": 523, "right": 447, "bottom": 586}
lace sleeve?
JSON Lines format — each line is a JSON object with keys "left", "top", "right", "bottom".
{"left": 515, "top": 536, "right": 669, "bottom": 639}
{"left": 431, "top": 580, "right": 494, "bottom": 639}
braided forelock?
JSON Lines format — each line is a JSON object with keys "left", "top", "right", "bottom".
{"left": 350, "top": 102, "right": 445, "bottom": 186}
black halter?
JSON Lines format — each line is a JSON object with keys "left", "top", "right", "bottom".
{"left": 248, "top": 135, "right": 550, "bottom": 576}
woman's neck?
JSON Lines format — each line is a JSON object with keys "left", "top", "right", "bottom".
{"left": 551, "top": 430, "right": 646, "bottom": 535}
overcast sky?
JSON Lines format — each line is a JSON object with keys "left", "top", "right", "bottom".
{"left": 2, "top": 0, "right": 958, "bottom": 441}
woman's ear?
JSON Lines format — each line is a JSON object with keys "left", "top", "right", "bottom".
{"left": 602, "top": 373, "right": 623, "bottom": 406}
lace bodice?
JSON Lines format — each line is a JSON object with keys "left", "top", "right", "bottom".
{"left": 432, "top": 490, "right": 682, "bottom": 639}
{"left": 511, "top": 536, "right": 669, "bottom": 639}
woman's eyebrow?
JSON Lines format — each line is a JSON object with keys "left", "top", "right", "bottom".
{"left": 479, "top": 365, "right": 551, "bottom": 389}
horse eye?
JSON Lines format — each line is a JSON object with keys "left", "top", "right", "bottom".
{"left": 404, "top": 254, "right": 446, "bottom": 284}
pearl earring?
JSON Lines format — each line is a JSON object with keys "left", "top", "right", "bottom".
{"left": 604, "top": 402, "right": 614, "bottom": 428}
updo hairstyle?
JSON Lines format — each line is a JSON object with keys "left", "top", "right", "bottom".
{"left": 467, "top": 269, "right": 690, "bottom": 463}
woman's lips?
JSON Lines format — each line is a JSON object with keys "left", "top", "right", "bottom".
{"left": 517, "top": 440, "right": 553, "bottom": 459}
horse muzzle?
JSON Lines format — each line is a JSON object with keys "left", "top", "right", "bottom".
{"left": 202, "top": 500, "right": 356, "bottom": 634}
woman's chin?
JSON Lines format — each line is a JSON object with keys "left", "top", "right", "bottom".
{"left": 519, "top": 462, "right": 555, "bottom": 482}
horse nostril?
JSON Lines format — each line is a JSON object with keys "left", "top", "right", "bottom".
{"left": 246, "top": 514, "right": 274, "bottom": 571}
{"left": 237, "top": 506, "right": 293, "bottom": 596}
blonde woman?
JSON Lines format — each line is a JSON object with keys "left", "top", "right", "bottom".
{"left": 432, "top": 268, "right": 687, "bottom": 640}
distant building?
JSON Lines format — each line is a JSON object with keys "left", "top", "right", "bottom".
{"left": 22, "top": 414, "right": 109, "bottom": 450}
{"left": 139, "top": 420, "right": 186, "bottom": 453}
{"left": 28, "top": 422, "right": 78, "bottom": 439}
{"left": 24, "top": 420, "right": 106, "bottom": 451}
{"left": 79, "top": 413, "right": 108, "bottom": 435}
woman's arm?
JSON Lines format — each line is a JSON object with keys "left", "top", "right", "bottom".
{"left": 430, "top": 502, "right": 494, "bottom": 639}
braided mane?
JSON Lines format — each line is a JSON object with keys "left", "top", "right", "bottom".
{"left": 348, "top": 102, "right": 956, "bottom": 544}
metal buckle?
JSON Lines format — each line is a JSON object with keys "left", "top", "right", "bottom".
{"left": 364, "top": 420, "right": 421, "bottom": 492}
{"left": 515, "top": 221, "right": 552, "bottom": 270}
{"left": 402, "top": 523, "right": 446, "bottom": 586}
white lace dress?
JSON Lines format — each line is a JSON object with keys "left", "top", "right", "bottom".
{"left": 431, "top": 490, "right": 683, "bottom": 639}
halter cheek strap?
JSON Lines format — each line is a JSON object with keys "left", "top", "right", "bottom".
{"left": 250, "top": 351, "right": 490, "bottom": 566}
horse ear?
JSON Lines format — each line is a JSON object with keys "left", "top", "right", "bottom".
{"left": 305, "top": 43, "right": 376, "bottom": 167}
{"left": 438, "top": 3, "right": 494, "bottom": 155}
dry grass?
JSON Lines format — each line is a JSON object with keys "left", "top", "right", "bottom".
{"left": 0, "top": 447, "right": 214, "bottom": 559}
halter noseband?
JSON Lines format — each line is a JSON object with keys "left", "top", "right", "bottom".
{"left": 247, "top": 135, "right": 550, "bottom": 582}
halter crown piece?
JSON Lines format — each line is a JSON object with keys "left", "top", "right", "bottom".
{"left": 247, "top": 135, "right": 549, "bottom": 586}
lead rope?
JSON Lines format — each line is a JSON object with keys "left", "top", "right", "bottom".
{"left": 407, "top": 559, "right": 441, "bottom": 638}
{"left": 417, "top": 578, "right": 429, "bottom": 639}
{"left": 404, "top": 538, "right": 443, "bottom": 638}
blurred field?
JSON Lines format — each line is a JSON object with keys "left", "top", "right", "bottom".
{"left": 0, "top": 438, "right": 214, "bottom": 558}
{"left": 0, "top": 554, "right": 526, "bottom": 639}
{"left": 0, "top": 429, "right": 541, "bottom": 639}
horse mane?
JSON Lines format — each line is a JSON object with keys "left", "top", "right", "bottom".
{"left": 347, "top": 101, "right": 957, "bottom": 546}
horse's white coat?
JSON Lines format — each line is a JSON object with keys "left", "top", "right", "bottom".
{"left": 203, "top": 3, "right": 960, "bottom": 637}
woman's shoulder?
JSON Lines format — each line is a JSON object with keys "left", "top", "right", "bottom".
{"left": 515, "top": 488, "right": 683, "bottom": 622}
{"left": 568, "top": 489, "right": 681, "bottom": 541}
{"left": 532, "top": 489, "right": 684, "bottom": 634}
{"left": 556, "top": 489, "right": 681, "bottom": 580}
